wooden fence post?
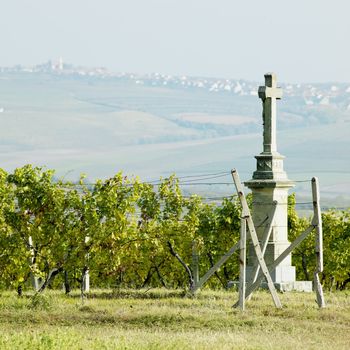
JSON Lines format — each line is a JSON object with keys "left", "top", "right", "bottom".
{"left": 192, "top": 240, "right": 199, "bottom": 287}
{"left": 239, "top": 218, "right": 247, "bottom": 310}
{"left": 312, "top": 177, "right": 326, "bottom": 308}
{"left": 28, "top": 236, "right": 39, "bottom": 291}
{"left": 83, "top": 236, "right": 90, "bottom": 293}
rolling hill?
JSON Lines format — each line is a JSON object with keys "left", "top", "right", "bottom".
{"left": 0, "top": 67, "right": 349, "bottom": 208}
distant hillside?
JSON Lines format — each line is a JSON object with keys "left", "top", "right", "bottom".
{"left": 0, "top": 63, "right": 349, "bottom": 207}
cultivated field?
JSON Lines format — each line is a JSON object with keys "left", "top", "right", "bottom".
{"left": 0, "top": 289, "right": 349, "bottom": 349}
{"left": 0, "top": 72, "right": 350, "bottom": 206}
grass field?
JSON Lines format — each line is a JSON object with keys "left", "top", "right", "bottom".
{"left": 0, "top": 288, "right": 349, "bottom": 349}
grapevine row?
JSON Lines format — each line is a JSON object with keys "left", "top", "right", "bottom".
{"left": 0, "top": 165, "right": 349, "bottom": 293}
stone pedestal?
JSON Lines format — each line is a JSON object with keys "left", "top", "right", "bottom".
{"left": 245, "top": 151, "right": 296, "bottom": 285}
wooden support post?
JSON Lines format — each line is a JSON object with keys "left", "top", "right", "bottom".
{"left": 250, "top": 202, "right": 277, "bottom": 282}
{"left": 190, "top": 205, "right": 273, "bottom": 294}
{"left": 192, "top": 240, "right": 199, "bottom": 287}
{"left": 239, "top": 218, "right": 247, "bottom": 311}
{"left": 83, "top": 269, "right": 90, "bottom": 293}
{"left": 312, "top": 177, "right": 326, "bottom": 308}
{"left": 231, "top": 169, "right": 282, "bottom": 309}
{"left": 236, "top": 225, "right": 315, "bottom": 306}
{"left": 83, "top": 236, "right": 90, "bottom": 293}
{"left": 247, "top": 202, "right": 277, "bottom": 301}
{"left": 28, "top": 236, "right": 39, "bottom": 291}
{"left": 191, "top": 242, "right": 240, "bottom": 293}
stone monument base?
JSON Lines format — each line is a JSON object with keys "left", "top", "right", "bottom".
{"left": 246, "top": 265, "right": 296, "bottom": 284}
{"left": 227, "top": 280, "right": 313, "bottom": 292}
{"left": 271, "top": 281, "right": 313, "bottom": 292}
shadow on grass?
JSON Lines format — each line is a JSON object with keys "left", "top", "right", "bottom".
{"left": 67, "top": 289, "right": 189, "bottom": 300}
{"left": 66, "top": 288, "right": 235, "bottom": 301}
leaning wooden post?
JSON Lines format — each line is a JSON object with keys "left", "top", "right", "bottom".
{"left": 311, "top": 177, "right": 326, "bottom": 308}
{"left": 237, "top": 225, "right": 314, "bottom": 306}
{"left": 232, "top": 169, "right": 282, "bottom": 309}
{"left": 239, "top": 217, "right": 247, "bottom": 311}
{"left": 191, "top": 242, "right": 240, "bottom": 293}
{"left": 247, "top": 202, "right": 277, "bottom": 301}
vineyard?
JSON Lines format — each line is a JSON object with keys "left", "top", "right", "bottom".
{"left": 0, "top": 164, "right": 349, "bottom": 294}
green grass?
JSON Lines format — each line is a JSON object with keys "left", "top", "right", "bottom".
{"left": 0, "top": 288, "right": 349, "bottom": 349}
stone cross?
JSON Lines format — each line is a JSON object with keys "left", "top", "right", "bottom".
{"left": 258, "top": 73, "right": 282, "bottom": 154}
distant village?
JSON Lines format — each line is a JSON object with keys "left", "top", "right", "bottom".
{"left": 2, "top": 58, "right": 350, "bottom": 110}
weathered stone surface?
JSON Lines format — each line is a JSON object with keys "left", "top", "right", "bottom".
{"left": 258, "top": 72, "right": 282, "bottom": 155}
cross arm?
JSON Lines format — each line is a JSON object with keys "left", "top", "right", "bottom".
{"left": 258, "top": 86, "right": 283, "bottom": 100}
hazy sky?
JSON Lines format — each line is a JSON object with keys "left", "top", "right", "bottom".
{"left": 2, "top": 0, "right": 349, "bottom": 83}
